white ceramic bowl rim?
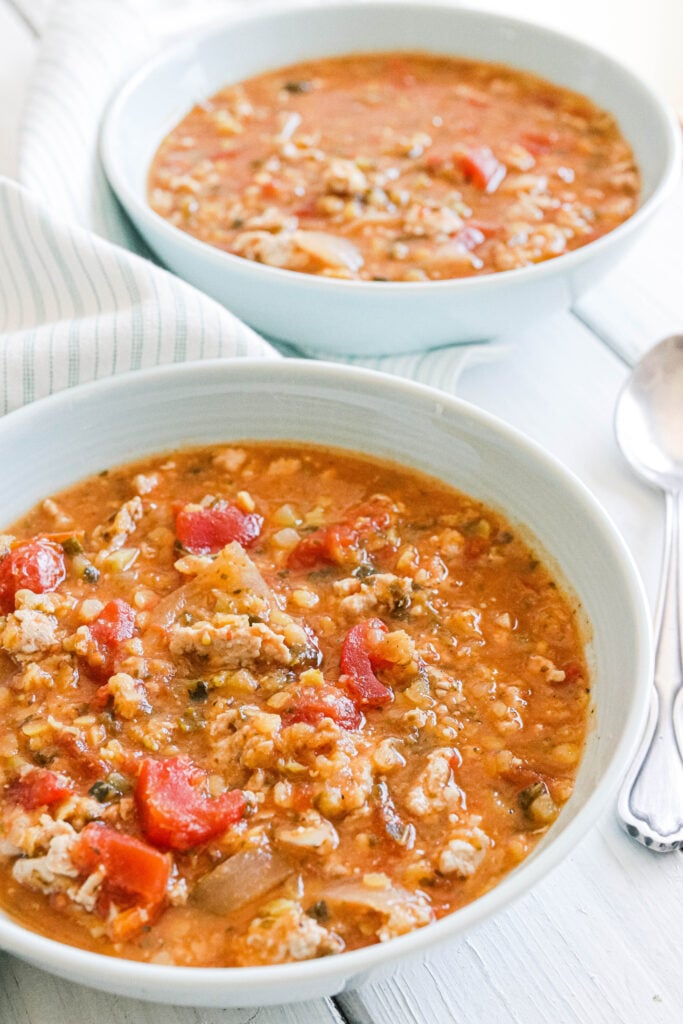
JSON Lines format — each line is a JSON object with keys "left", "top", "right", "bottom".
{"left": 101, "top": 0, "right": 683, "bottom": 295}
{"left": 0, "top": 358, "right": 653, "bottom": 998}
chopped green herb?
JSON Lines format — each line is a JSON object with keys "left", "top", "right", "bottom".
{"left": 352, "top": 563, "right": 376, "bottom": 580}
{"left": 306, "top": 900, "right": 329, "bottom": 922}
{"left": 188, "top": 680, "right": 209, "bottom": 701}
{"left": 307, "top": 568, "right": 334, "bottom": 582}
{"left": 178, "top": 708, "right": 206, "bottom": 733}
{"left": 106, "top": 771, "right": 132, "bottom": 794}
{"left": 89, "top": 775, "right": 128, "bottom": 803}
{"left": 32, "top": 749, "right": 56, "bottom": 766}
{"left": 284, "top": 80, "right": 313, "bottom": 94}
{"left": 518, "top": 780, "right": 548, "bottom": 813}
{"left": 62, "top": 536, "right": 84, "bottom": 556}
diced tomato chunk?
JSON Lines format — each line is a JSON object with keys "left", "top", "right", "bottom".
{"left": 521, "top": 130, "right": 560, "bottom": 155}
{"left": 55, "top": 731, "right": 108, "bottom": 782}
{"left": 559, "top": 661, "right": 584, "bottom": 685}
{"left": 85, "top": 598, "right": 136, "bottom": 681}
{"left": 175, "top": 501, "right": 263, "bottom": 555}
{"left": 135, "top": 756, "right": 246, "bottom": 852}
{"left": 0, "top": 537, "right": 65, "bottom": 613}
{"left": 90, "top": 598, "right": 136, "bottom": 647}
{"left": 287, "top": 523, "right": 353, "bottom": 570}
{"left": 294, "top": 199, "right": 318, "bottom": 219}
{"left": 340, "top": 618, "right": 393, "bottom": 708}
{"left": 72, "top": 823, "right": 170, "bottom": 917}
{"left": 457, "top": 146, "right": 506, "bottom": 192}
{"left": 261, "top": 179, "right": 282, "bottom": 199}
{"left": 290, "top": 783, "right": 314, "bottom": 813}
{"left": 10, "top": 768, "right": 73, "bottom": 810}
{"left": 282, "top": 685, "right": 361, "bottom": 730}
{"left": 207, "top": 148, "right": 242, "bottom": 162}
{"left": 464, "top": 534, "right": 490, "bottom": 560}
{"left": 288, "top": 499, "right": 393, "bottom": 570}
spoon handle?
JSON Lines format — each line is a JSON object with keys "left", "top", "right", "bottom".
{"left": 618, "top": 489, "right": 683, "bottom": 851}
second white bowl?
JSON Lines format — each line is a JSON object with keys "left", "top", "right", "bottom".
{"left": 101, "top": 0, "right": 681, "bottom": 356}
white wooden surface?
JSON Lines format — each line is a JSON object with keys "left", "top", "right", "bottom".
{"left": 1, "top": 2, "right": 683, "bottom": 1022}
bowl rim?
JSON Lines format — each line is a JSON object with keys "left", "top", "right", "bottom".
{"left": 100, "top": 0, "right": 683, "bottom": 297}
{"left": 0, "top": 357, "right": 653, "bottom": 996}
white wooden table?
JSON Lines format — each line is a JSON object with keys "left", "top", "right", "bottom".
{"left": 1, "top": 3, "right": 683, "bottom": 1022}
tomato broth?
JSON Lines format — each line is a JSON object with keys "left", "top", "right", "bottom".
{"left": 0, "top": 444, "right": 590, "bottom": 966}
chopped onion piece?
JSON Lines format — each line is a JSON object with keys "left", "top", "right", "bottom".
{"left": 323, "top": 880, "right": 421, "bottom": 914}
{"left": 423, "top": 243, "right": 483, "bottom": 270}
{"left": 321, "top": 879, "right": 434, "bottom": 940}
{"left": 294, "top": 231, "right": 364, "bottom": 271}
{"left": 148, "top": 583, "right": 190, "bottom": 630}
{"left": 191, "top": 844, "right": 292, "bottom": 915}
{"left": 277, "top": 111, "right": 302, "bottom": 141}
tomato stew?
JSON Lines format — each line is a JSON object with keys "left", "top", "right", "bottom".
{"left": 149, "top": 52, "right": 639, "bottom": 281}
{"left": 0, "top": 444, "right": 590, "bottom": 966}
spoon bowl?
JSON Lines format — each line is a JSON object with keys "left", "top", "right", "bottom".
{"left": 615, "top": 334, "right": 683, "bottom": 490}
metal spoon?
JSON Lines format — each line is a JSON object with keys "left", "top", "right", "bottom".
{"left": 615, "top": 334, "right": 683, "bottom": 852}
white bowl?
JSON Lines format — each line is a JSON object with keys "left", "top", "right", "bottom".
{"left": 101, "top": 0, "right": 681, "bottom": 356}
{"left": 0, "top": 359, "right": 651, "bottom": 1006}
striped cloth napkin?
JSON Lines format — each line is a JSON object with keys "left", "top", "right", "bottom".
{"left": 0, "top": 0, "right": 487, "bottom": 416}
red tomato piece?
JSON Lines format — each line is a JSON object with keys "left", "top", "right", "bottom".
{"left": 90, "top": 598, "right": 136, "bottom": 646}
{"left": 282, "top": 685, "right": 361, "bottom": 730}
{"left": 294, "top": 199, "right": 318, "bottom": 219}
{"left": 92, "top": 684, "right": 112, "bottom": 710}
{"left": 0, "top": 537, "right": 65, "bottom": 613}
{"left": 287, "top": 524, "right": 353, "bottom": 570}
{"left": 72, "top": 823, "right": 170, "bottom": 915}
{"left": 290, "top": 783, "right": 314, "bottom": 813}
{"left": 340, "top": 618, "right": 393, "bottom": 708}
{"left": 457, "top": 147, "right": 506, "bottom": 193}
{"left": 10, "top": 768, "right": 73, "bottom": 810}
{"left": 207, "top": 148, "right": 242, "bottom": 162}
{"left": 175, "top": 501, "right": 263, "bottom": 555}
{"left": 55, "top": 731, "right": 108, "bottom": 782}
{"left": 85, "top": 598, "right": 136, "bottom": 681}
{"left": 464, "top": 534, "right": 490, "bottom": 560}
{"left": 287, "top": 499, "right": 393, "bottom": 570}
{"left": 521, "top": 130, "right": 560, "bottom": 155}
{"left": 261, "top": 179, "right": 282, "bottom": 198}
{"left": 559, "top": 661, "right": 584, "bottom": 685}
{"left": 135, "top": 756, "right": 246, "bottom": 852}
